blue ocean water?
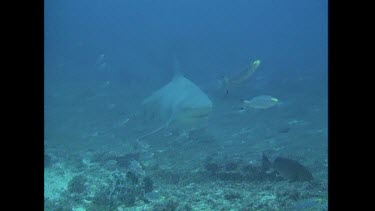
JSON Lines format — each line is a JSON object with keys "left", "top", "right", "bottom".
{"left": 44, "top": 0, "right": 327, "bottom": 210}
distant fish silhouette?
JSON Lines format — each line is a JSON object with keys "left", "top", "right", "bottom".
{"left": 262, "top": 153, "right": 313, "bottom": 182}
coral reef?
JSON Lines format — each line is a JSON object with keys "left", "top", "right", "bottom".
{"left": 44, "top": 146, "right": 327, "bottom": 210}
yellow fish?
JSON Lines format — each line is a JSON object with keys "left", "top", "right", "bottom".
{"left": 243, "top": 95, "right": 279, "bottom": 109}
{"left": 222, "top": 59, "right": 261, "bottom": 88}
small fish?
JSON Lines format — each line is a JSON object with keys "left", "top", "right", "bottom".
{"left": 262, "top": 153, "right": 313, "bottom": 182}
{"left": 221, "top": 59, "right": 261, "bottom": 89}
{"left": 244, "top": 95, "right": 279, "bottom": 109}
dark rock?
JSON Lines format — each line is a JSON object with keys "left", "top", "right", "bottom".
{"left": 153, "top": 199, "right": 179, "bottom": 211}
{"left": 89, "top": 171, "right": 141, "bottom": 209}
{"left": 262, "top": 154, "right": 314, "bottom": 182}
{"left": 178, "top": 203, "right": 193, "bottom": 211}
{"left": 115, "top": 153, "right": 140, "bottom": 168}
{"left": 126, "top": 171, "right": 139, "bottom": 184}
{"left": 225, "top": 162, "right": 239, "bottom": 171}
{"left": 119, "top": 192, "right": 136, "bottom": 207}
{"left": 224, "top": 191, "right": 242, "bottom": 201}
{"left": 217, "top": 172, "right": 244, "bottom": 181}
{"left": 143, "top": 176, "right": 154, "bottom": 193}
{"left": 204, "top": 163, "right": 220, "bottom": 173}
{"left": 67, "top": 175, "right": 86, "bottom": 194}
{"left": 273, "top": 157, "right": 314, "bottom": 182}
